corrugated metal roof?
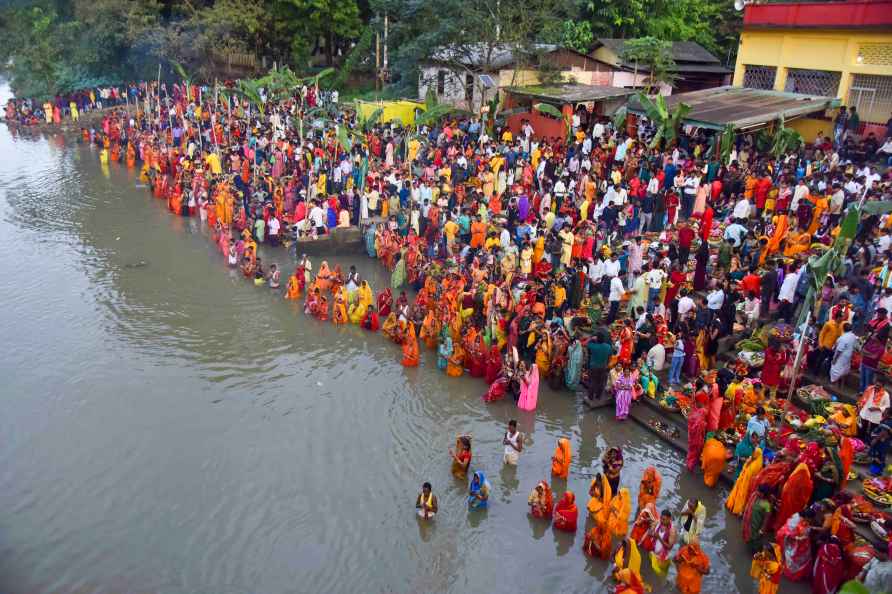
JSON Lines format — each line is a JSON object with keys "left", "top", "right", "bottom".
{"left": 596, "top": 38, "right": 722, "bottom": 65}
{"left": 505, "top": 84, "right": 637, "bottom": 103}
{"left": 626, "top": 85, "right": 842, "bottom": 130}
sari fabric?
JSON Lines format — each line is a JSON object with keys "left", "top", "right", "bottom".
{"left": 584, "top": 475, "right": 613, "bottom": 559}
{"left": 777, "top": 514, "right": 812, "bottom": 581}
{"left": 551, "top": 438, "right": 572, "bottom": 479}
{"left": 700, "top": 437, "right": 727, "bottom": 488}
{"left": 812, "top": 541, "right": 844, "bottom": 594}
{"left": 401, "top": 323, "right": 420, "bottom": 367}
{"left": 609, "top": 487, "right": 632, "bottom": 537}
{"left": 637, "top": 467, "right": 661, "bottom": 511}
{"left": 750, "top": 543, "right": 782, "bottom": 594}
{"left": 553, "top": 491, "right": 578, "bottom": 532}
{"left": 674, "top": 543, "right": 711, "bottom": 594}
{"left": 517, "top": 365, "right": 539, "bottom": 411}
{"left": 685, "top": 407, "right": 708, "bottom": 472}
{"left": 726, "top": 448, "right": 763, "bottom": 515}
{"left": 771, "top": 463, "right": 812, "bottom": 530}
{"left": 467, "top": 471, "right": 490, "bottom": 509}
{"left": 528, "top": 480, "right": 554, "bottom": 519}
{"left": 564, "top": 340, "right": 583, "bottom": 391}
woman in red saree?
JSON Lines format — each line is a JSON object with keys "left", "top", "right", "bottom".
{"left": 377, "top": 288, "right": 393, "bottom": 317}
{"left": 553, "top": 491, "right": 578, "bottom": 532}
{"left": 401, "top": 323, "right": 420, "bottom": 367}
{"left": 776, "top": 513, "right": 812, "bottom": 581}
{"left": 631, "top": 500, "right": 657, "bottom": 542}
{"left": 812, "top": 536, "right": 844, "bottom": 594}
{"left": 618, "top": 320, "right": 633, "bottom": 366}
{"left": 685, "top": 403, "right": 708, "bottom": 472}
{"left": 485, "top": 345, "right": 502, "bottom": 384}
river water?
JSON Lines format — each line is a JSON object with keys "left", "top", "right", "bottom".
{"left": 0, "top": 83, "right": 791, "bottom": 594}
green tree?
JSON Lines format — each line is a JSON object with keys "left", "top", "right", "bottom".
{"left": 272, "top": 0, "right": 362, "bottom": 66}
{"left": 620, "top": 36, "right": 677, "bottom": 93}
{"left": 559, "top": 20, "right": 593, "bottom": 53}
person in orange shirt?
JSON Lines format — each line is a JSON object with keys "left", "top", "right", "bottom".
{"left": 674, "top": 540, "right": 711, "bottom": 594}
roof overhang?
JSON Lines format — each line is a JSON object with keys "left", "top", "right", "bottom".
{"left": 626, "top": 85, "right": 842, "bottom": 131}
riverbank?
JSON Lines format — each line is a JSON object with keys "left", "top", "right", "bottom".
{"left": 1, "top": 104, "right": 136, "bottom": 135}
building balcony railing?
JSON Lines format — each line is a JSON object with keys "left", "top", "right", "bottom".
{"left": 743, "top": 0, "right": 892, "bottom": 29}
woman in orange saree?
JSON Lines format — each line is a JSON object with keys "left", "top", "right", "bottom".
{"left": 447, "top": 342, "right": 465, "bottom": 377}
{"left": 401, "top": 323, "right": 420, "bottom": 367}
{"left": 382, "top": 313, "right": 401, "bottom": 343}
{"left": 419, "top": 310, "right": 440, "bottom": 349}
{"left": 584, "top": 473, "right": 613, "bottom": 559}
{"left": 765, "top": 214, "right": 788, "bottom": 258}
{"left": 609, "top": 487, "right": 632, "bottom": 538}
{"left": 331, "top": 287, "right": 349, "bottom": 325}
{"left": 284, "top": 272, "right": 302, "bottom": 300}
{"left": 770, "top": 462, "right": 812, "bottom": 531}
{"left": 701, "top": 435, "right": 727, "bottom": 488}
{"left": 314, "top": 261, "right": 333, "bottom": 293}
{"left": 551, "top": 438, "right": 572, "bottom": 479}
{"left": 637, "top": 467, "right": 661, "bottom": 511}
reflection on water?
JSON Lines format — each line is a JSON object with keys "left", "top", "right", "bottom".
{"left": 0, "top": 84, "right": 806, "bottom": 594}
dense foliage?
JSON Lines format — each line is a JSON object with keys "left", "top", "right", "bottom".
{"left": 0, "top": 0, "right": 741, "bottom": 99}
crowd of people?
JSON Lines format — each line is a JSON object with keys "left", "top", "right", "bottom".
{"left": 10, "top": 75, "right": 892, "bottom": 593}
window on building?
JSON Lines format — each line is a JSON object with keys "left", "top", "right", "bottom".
{"left": 465, "top": 73, "right": 474, "bottom": 103}
{"left": 437, "top": 70, "right": 446, "bottom": 96}
{"left": 742, "top": 65, "right": 777, "bottom": 91}
{"left": 784, "top": 68, "right": 841, "bottom": 97}
{"left": 848, "top": 74, "right": 892, "bottom": 125}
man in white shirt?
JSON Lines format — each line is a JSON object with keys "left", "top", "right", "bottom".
{"left": 646, "top": 341, "right": 666, "bottom": 371}
{"left": 677, "top": 289, "right": 695, "bottom": 321}
{"left": 778, "top": 266, "right": 800, "bottom": 322}
{"left": 268, "top": 215, "right": 281, "bottom": 245}
{"left": 724, "top": 222, "right": 747, "bottom": 247}
{"left": 309, "top": 202, "right": 326, "bottom": 235}
{"left": 608, "top": 272, "right": 626, "bottom": 323}
{"left": 732, "top": 196, "right": 751, "bottom": 220}
{"left": 791, "top": 179, "right": 809, "bottom": 212}
{"left": 707, "top": 286, "right": 725, "bottom": 312}
{"left": 592, "top": 121, "right": 604, "bottom": 140}
{"left": 645, "top": 267, "right": 666, "bottom": 313}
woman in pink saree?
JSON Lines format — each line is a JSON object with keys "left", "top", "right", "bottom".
{"left": 614, "top": 362, "right": 635, "bottom": 420}
{"left": 517, "top": 362, "right": 539, "bottom": 411}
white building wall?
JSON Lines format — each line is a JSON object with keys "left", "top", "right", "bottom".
{"left": 418, "top": 66, "right": 497, "bottom": 111}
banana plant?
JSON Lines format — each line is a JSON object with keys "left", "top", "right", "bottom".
{"left": 484, "top": 94, "right": 501, "bottom": 136}
{"left": 635, "top": 92, "right": 690, "bottom": 149}
{"left": 770, "top": 115, "right": 803, "bottom": 159}
{"left": 719, "top": 123, "right": 735, "bottom": 164}
{"left": 612, "top": 106, "right": 628, "bottom": 132}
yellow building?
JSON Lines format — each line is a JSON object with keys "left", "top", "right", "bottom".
{"left": 732, "top": 0, "right": 892, "bottom": 138}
